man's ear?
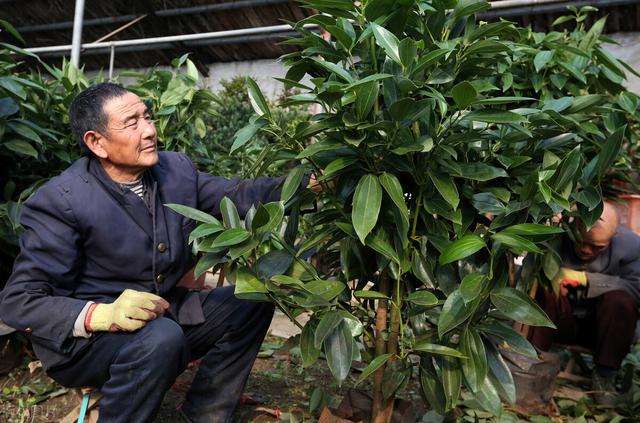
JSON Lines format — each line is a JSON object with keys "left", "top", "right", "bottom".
{"left": 83, "top": 131, "right": 108, "bottom": 159}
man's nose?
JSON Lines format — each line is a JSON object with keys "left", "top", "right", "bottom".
{"left": 142, "top": 118, "right": 157, "bottom": 139}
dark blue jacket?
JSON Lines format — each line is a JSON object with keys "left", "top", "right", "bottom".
{"left": 0, "top": 152, "right": 283, "bottom": 369}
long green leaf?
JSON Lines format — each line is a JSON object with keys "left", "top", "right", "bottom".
{"left": 371, "top": 23, "right": 402, "bottom": 65}
{"left": 301, "top": 321, "right": 321, "bottom": 367}
{"left": 210, "top": 228, "right": 252, "bottom": 248}
{"left": 281, "top": 166, "right": 306, "bottom": 204}
{"left": 490, "top": 287, "right": 556, "bottom": 328}
{"left": 413, "top": 343, "right": 466, "bottom": 358}
{"left": 246, "top": 77, "right": 271, "bottom": 118}
{"left": 355, "top": 353, "right": 393, "bottom": 385}
{"left": 324, "top": 320, "right": 353, "bottom": 384}
{"left": 460, "top": 327, "right": 487, "bottom": 392}
{"left": 220, "top": 197, "right": 242, "bottom": 229}
{"left": 379, "top": 172, "right": 409, "bottom": 227}
{"left": 352, "top": 174, "right": 382, "bottom": 244}
{"left": 439, "top": 234, "right": 485, "bottom": 265}
{"left": 438, "top": 290, "right": 472, "bottom": 338}
{"left": 165, "top": 203, "right": 221, "bottom": 225}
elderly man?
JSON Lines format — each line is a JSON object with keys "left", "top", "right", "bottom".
{"left": 529, "top": 202, "right": 640, "bottom": 401}
{"left": 0, "top": 82, "right": 308, "bottom": 422}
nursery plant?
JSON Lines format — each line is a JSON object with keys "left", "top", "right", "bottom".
{"left": 176, "top": 1, "right": 640, "bottom": 420}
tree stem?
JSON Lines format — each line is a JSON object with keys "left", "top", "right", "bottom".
{"left": 372, "top": 273, "right": 394, "bottom": 423}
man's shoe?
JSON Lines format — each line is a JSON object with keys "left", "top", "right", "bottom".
{"left": 591, "top": 369, "right": 617, "bottom": 406}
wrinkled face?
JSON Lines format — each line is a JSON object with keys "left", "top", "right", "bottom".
{"left": 574, "top": 224, "right": 612, "bottom": 261}
{"left": 99, "top": 92, "right": 158, "bottom": 178}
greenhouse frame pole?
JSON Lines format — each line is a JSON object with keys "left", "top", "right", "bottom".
{"left": 70, "top": 0, "right": 85, "bottom": 68}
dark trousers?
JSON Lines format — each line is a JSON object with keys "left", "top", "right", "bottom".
{"left": 48, "top": 286, "right": 274, "bottom": 423}
{"left": 528, "top": 289, "right": 638, "bottom": 370}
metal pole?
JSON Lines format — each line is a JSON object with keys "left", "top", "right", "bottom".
{"left": 26, "top": 24, "right": 318, "bottom": 55}
{"left": 108, "top": 44, "right": 115, "bottom": 79}
{"left": 70, "top": 0, "right": 85, "bottom": 68}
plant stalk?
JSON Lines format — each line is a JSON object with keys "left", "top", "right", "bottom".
{"left": 372, "top": 272, "right": 394, "bottom": 423}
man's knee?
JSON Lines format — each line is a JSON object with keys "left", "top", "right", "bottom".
{"left": 599, "top": 290, "right": 638, "bottom": 319}
{"left": 131, "top": 317, "right": 188, "bottom": 363}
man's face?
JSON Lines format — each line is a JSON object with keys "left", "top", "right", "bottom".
{"left": 99, "top": 92, "right": 158, "bottom": 177}
{"left": 574, "top": 224, "right": 612, "bottom": 261}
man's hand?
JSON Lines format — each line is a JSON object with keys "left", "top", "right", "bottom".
{"left": 86, "top": 289, "right": 169, "bottom": 332}
{"left": 308, "top": 172, "right": 322, "bottom": 193}
{"left": 552, "top": 267, "right": 587, "bottom": 296}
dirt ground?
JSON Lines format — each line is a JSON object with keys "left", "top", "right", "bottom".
{"left": 0, "top": 335, "right": 367, "bottom": 423}
{"left": 1, "top": 333, "right": 638, "bottom": 422}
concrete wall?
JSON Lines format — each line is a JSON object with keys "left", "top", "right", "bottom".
{"left": 606, "top": 32, "right": 640, "bottom": 94}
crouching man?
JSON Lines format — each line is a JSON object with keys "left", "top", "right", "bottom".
{"left": 0, "top": 83, "right": 305, "bottom": 422}
{"left": 529, "top": 202, "right": 640, "bottom": 404}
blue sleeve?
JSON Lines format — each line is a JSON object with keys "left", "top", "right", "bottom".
{"left": 0, "top": 184, "right": 88, "bottom": 353}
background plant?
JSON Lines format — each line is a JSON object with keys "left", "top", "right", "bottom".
{"left": 182, "top": 1, "right": 640, "bottom": 421}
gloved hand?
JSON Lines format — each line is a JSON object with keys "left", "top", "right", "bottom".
{"left": 86, "top": 289, "right": 170, "bottom": 332}
{"left": 552, "top": 267, "right": 587, "bottom": 296}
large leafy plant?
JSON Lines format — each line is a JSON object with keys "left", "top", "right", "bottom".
{"left": 158, "top": 2, "right": 637, "bottom": 420}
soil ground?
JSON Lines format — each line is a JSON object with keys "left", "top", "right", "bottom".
{"left": 0, "top": 317, "right": 638, "bottom": 422}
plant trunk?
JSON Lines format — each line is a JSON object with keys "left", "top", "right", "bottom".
{"left": 371, "top": 273, "right": 395, "bottom": 423}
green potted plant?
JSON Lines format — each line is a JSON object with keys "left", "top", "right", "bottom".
{"left": 173, "top": 1, "right": 637, "bottom": 420}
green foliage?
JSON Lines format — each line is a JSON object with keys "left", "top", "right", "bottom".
{"left": 176, "top": 1, "right": 640, "bottom": 418}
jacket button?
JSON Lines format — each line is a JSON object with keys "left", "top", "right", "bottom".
{"left": 157, "top": 242, "right": 168, "bottom": 253}
{"left": 25, "top": 328, "right": 32, "bottom": 333}
{"left": 156, "top": 274, "right": 165, "bottom": 284}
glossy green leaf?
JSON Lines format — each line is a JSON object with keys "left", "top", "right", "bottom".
{"left": 305, "top": 279, "right": 345, "bottom": 301}
{"left": 413, "top": 343, "right": 466, "bottom": 358}
{"left": 378, "top": 173, "right": 407, "bottom": 218}
{"left": 3, "top": 140, "right": 38, "bottom": 158}
{"left": 281, "top": 166, "right": 306, "bottom": 204}
{"left": 476, "top": 321, "right": 538, "bottom": 360}
{"left": 457, "top": 163, "right": 508, "bottom": 181}
{"left": 314, "top": 313, "right": 343, "bottom": 349}
{"left": 490, "top": 287, "right": 556, "bottom": 328}
{"left": 439, "top": 234, "right": 485, "bottom": 265}
{"left": 460, "top": 328, "right": 487, "bottom": 392}
{"left": 210, "top": 228, "right": 252, "bottom": 248}
{"left": 354, "top": 290, "right": 389, "bottom": 299}
{"left": 194, "top": 253, "right": 226, "bottom": 279}
{"left": 256, "top": 250, "right": 293, "bottom": 281}
{"left": 355, "top": 353, "right": 393, "bottom": 385}
{"left": 411, "top": 251, "right": 435, "bottom": 288}
{"left": 371, "top": 23, "right": 402, "bottom": 65}
{"left": 301, "top": 321, "right": 321, "bottom": 367}
{"left": 438, "top": 290, "right": 472, "bottom": 338}
{"left": 492, "top": 232, "right": 542, "bottom": 254}
{"left": 533, "top": 50, "right": 554, "bottom": 72}
{"left": 355, "top": 81, "right": 379, "bottom": 119}
{"left": 234, "top": 268, "right": 269, "bottom": 301}
{"left": 399, "top": 38, "right": 417, "bottom": 68}
{"left": 312, "top": 58, "right": 354, "bottom": 83}
{"left": 367, "top": 231, "right": 400, "bottom": 264}
{"left": 246, "top": 77, "right": 271, "bottom": 118}
{"left": 188, "top": 222, "right": 225, "bottom": 243}
{"left": 463, "top": 110, "right": 526, "bottom": 124}
{"left": 452, "top": 81, "right": 477, "bottom": 108}
{"left": 438, "top": 356, "right": 461, "bottom": 411}
{"left": 597, "top": 125, "right": 625, "bottom": 178}
{"left": 165, "top": 203, "right": 221, "bottom": 225}
{"left": 230, "top": 120, "right": 266, "bottom": 153}
{"left": 460, "top": 272, "right": 485, "bottom": 303}
{"left": 428, "top": 171, "right": 459, "bottom": 210}
{"left": 220, "top": 197, "right": 242, "bottom": 229}
{"left": 352, "top": 174, "right": 382, "bottom": 244}
{"left": 486, "top": 343, "right": 516, "bottom": 404}
{"left": 406, "top": 290, "right": 438, "bottom": 306}
{"left": 420, "top": 359, "right": 446, "bottom": 415}
{"left": 324, "top": 320, "right": 353, "bottom": 384}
